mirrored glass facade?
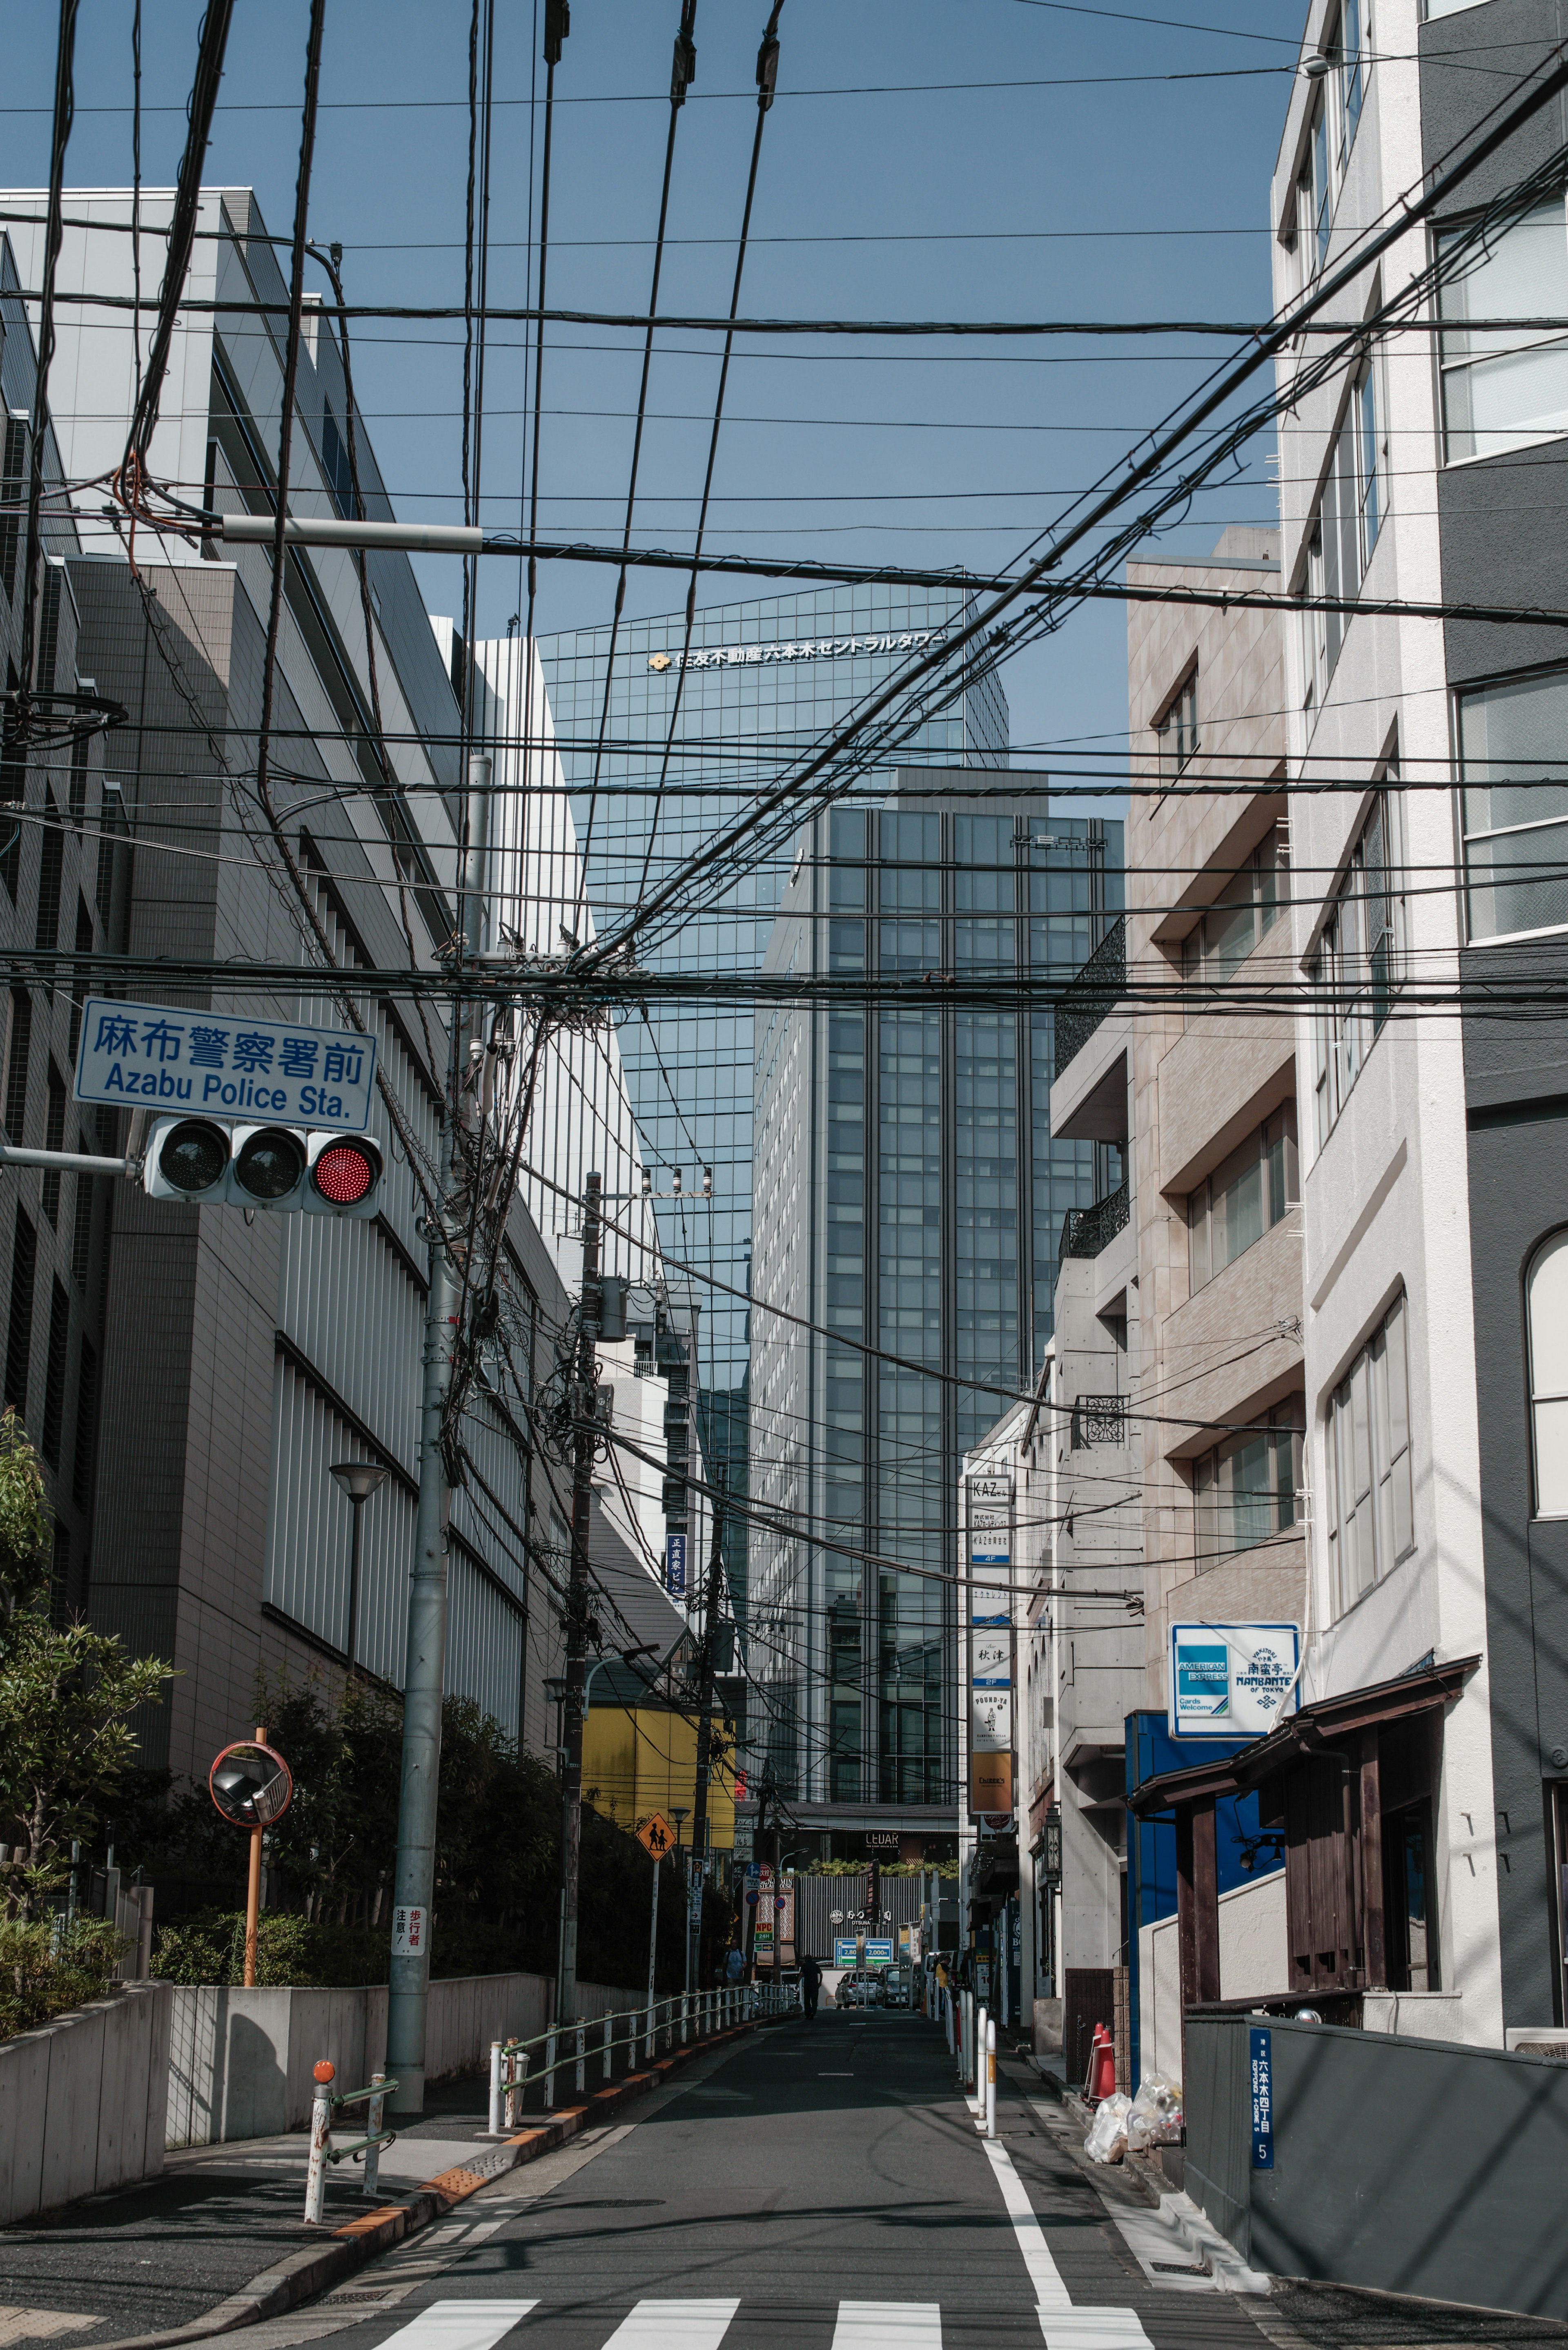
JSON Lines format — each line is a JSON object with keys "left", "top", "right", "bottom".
{"left": 538, "top": 588, "right": 1008, "bottom": 1627}
{"left": 751, "top": 785, "right": 1123, "bottom": 1808}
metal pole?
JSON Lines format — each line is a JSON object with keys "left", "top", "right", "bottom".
{"left": 986, "top": 2012, "right": 998, "bottom": 2140}
{"left": 544, "top": 2027, "right": 557, "bottom": 2107}
{"left": 345, "top": 1495, "right": 363, "bottom": 1679}
{"left": 645, "top": 1853, "right": 659, "bottom": 2061}
{"left": 488, "top": 2040, "right": 503, "bottom": 2136}
{"left": 603, "top": 2012, "right": 612, "bottom": 2082}
{"left": 243, "top": 1721, "right": 266, "bottom": 1989}
{"left": 363, "top": 2072, "right": 386, "bottom": 2199}
{"left": 771, "top": 1813, "right": 782, "bottom": 1998}
{"left": 686, "top": 1474, "right": 727, "bottom": 1997}
{"left": 385, "top": 750, "right": 490, "bottom": 2116}
{"left": 304, "top": 2060, "right": 334, "bottom": 2223}
{"left": 555, "top": 1169, "right": 603, "bottom": 2033}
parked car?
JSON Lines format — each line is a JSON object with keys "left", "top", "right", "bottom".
{"left": 835, "top": 1973, "right": 881, "bottom": 2008}
{"left": 879, "top": 1964, "right": 913, "bottom": 2009}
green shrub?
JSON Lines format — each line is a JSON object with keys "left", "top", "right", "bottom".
{"left": 0, "top": 1914, "right": 125, "bottom": 2038}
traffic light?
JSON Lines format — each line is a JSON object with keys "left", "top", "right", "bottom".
{"left": 143, "top": 1117, "right": 383, "bottom": 1217}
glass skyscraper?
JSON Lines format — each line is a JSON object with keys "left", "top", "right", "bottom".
{"left": 751, "top": 785, "right": 1123, "bottom": 1812}
{"left": 538, "top": 585, "right": 1008, "bottom": 1629}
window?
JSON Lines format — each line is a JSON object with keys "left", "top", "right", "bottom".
{"left": 35, "top": 797, "right": 63, "bottom": 952}
{"left": 1155, "top": 670, "right": 1198, "bottom": 780}
{"left": 0, "top": 415, "right": 27, "bottom": 601}
{"left": 1339, "top": 0, "right": 1365, "bottom": 157}
{"left": 321, "top": 402, "right": 359, "bottom": 520}
{"left": 41, "top": 1280, "right": 69, "bottom": 1469}
{"left": 1182, "top": 823, "right": 1288, "bottom": 988}
{"left": 41, "top": 1065, "right": 65, "bottom": 1226}
{"left": 1187, "top": 1104, "right": 1298, "bottom": 1292}
{"left": 1458, "top": 668, "right": 1568, "bottom": 941}
{"left": 1527, "top": 1230, "right": 1568, "bottom": 1517}
{"left": 1312, "top": 97, "right": 1332, "bottom": 268}
{"left": 5, "top": 1208, "right": 36, "bottom": 1418}
{"left": 1194, "top": 1400, "right": 1302, "bottom": 1568}
{"left": 4, "top": 988, "right": 31, "bottom": 1144}
{"left": 1384, "top": 1803, "right": 1437, "bottom": 1990}
{"left": 1438, "top": 195, "right": 1568, "bottom": 462}
{"left": 1326, "top": 1292, "right": 1414, "bottom": 1615}
{"left": 1312, "top": 783, "right": 1404, "bottom": 1144}
{"left": 1299, "top": 360, "right": 1383, "bottom": 712}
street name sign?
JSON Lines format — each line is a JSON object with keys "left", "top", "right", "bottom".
{"left": 74, "top": 998, "right": 376, "bottom": 1132}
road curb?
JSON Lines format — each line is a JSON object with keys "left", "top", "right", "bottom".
{"left": 83, "top": 2021, "right": 759, "bottom": 2350}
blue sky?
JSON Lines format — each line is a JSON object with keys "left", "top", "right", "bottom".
{"left": 7, "top": 0, "right": 1305, "bottom": 775}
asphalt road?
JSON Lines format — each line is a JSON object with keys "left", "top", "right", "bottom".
{"left": 229, "top": 2009, "right": 1271, "bottom": 2350}
{"left": 11, "top": 2012, "right": 1561, "bottom": 2349}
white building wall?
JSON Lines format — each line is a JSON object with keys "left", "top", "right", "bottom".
{"left": 1271, "top": 0, "right": 1501, "bottom": 2039}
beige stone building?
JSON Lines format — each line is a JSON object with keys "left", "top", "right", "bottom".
{"left": 1051, "top": 525, "right": 1305, "bottom": 1714}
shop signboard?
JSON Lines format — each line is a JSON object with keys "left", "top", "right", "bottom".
{"left": 1168, "top": 1621, "right": 1300, "bottom": 1739}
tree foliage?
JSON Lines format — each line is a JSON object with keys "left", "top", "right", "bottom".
{"left": 0, "top": 1412, "right": 174, "bottom": 1923}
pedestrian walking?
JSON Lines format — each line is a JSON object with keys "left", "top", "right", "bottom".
{"left": 801, "top": 1951, "right": 823, "bottom": 2020}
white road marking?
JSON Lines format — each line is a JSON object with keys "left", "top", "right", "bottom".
{"left": 980, "top": 2140, "right": 1153, "bottom": 2350}
{"left": 831, "top": 2302, "right": 941, "bottom": 2347}
{"left": 0, "top": 2314, "right": 105, "bottom": 2347}
{"left": 368, "top": 2301, "right": 537, "bottom": 2350}
{"left": 598, "top": 2303, "right": 740, "bottom": 2348}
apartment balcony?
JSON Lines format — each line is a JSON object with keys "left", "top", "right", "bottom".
{"left": 1059, "top": 1177, "right": 1129, "bottom": 1264}
{"left": 1058, "top": 1175, "right": 1136, "bottom": 1321}
{"left": 1051, "top": 919, "right": 1129, "bottom": 1143}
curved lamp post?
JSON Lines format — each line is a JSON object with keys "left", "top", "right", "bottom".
{"left": 330, "top": 1461, "right": 389, "bottom": 1677}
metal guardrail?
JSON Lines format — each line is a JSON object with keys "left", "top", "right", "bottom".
{"left": 305, "top": 2064, "right": 396, "bottom": 2223}
{"left": 1053, "top": 915, "right": 1127, "bottom": 1079}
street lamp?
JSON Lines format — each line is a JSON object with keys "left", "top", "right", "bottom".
{"left": 329, "top": 1461, "right": 388, "bottom": 1678}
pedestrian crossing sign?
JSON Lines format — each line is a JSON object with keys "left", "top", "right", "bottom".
{"left": 637, "top": 1811, "right": 675, "bottom": 1858}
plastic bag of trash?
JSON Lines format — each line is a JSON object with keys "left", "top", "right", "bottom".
{"left": 1083, "top": 2090, "right": 1131, "bottom": 2164}
{"left": 1125, "top": 2071, "right": 1184, "bottom": 2151}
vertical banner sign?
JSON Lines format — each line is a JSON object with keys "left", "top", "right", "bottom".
{"left": 966, "top": 1472, "right": 1014, "bottom": 1818}
{"left": 665, "top": 1533, "right": 687, "bottom": 1596}
{"left": 1250, "top": 2027, "right": 1274, "bottom": 2169}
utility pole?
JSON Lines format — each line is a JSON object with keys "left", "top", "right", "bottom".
{"left": 685, "top": 1472, "right": 727, "bottom": 1993}
{"left": 385, "top": 751, "right": 491, "bottom": 2116}
{"left": 555, "top": 1168, "right": 603, "bottom": 2031}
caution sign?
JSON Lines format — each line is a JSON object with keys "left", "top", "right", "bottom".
{"left": 637, "top": 1811, "right": 675, "bottom": 1859}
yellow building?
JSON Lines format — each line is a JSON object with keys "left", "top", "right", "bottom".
{"left": 581, "top": 1705, "right": 736, "bottom": 1849}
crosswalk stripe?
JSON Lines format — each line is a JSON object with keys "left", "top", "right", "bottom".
{"left": 598, "top": 2301, "right": 741, "bottom": 2348}
{"left": 1037, "top": 2315, "right": 1157, "bottom": 2350}
{"left": 371, "top": 2301, "right": 538, "bottom": 2350}
{"left": 831, "top": 2302, "right": 941, "bottom": 2347}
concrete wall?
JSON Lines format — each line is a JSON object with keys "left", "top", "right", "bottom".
{"left": 1138, "top": 1870, "right": 1287, "bottom": 2086}
{"left": 0, "top": 1982, "right": 173, "bottom": 2225}
{"left": 1186, "top": 2011, "right": 1568, "bottom": 2318}
{"left": 165, "top": 1973, "right": 643, "bottom": 2146}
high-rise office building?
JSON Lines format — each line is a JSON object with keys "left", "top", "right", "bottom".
{"left": 538, "top": 588, "right": 1009, "bottom": 1629}
{"left": 750, "top": 777, "right": 1123, "bottom": 1824}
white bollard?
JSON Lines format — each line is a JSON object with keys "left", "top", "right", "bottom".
{"left": 303, "top": 2060, "right": 334, "bottom": 2224}
{"left": 644, "top": 2000, "right": 655, "bottom": 2064}
{"left": 972, "top": 2006, "right": 988, "bottom": 2112}
{"left": 488, "top": 2040, "right": 503, "bottom": 2136}
{"left": 544, "top": 2029, "right": 557, "bottom": 2108}
{"left": 603, "top": 2013, "right": 613, "bottom": 2082}
{"left": 363, "top": 2071, "right": 387, "bottom": 2199}
{"left": 506, "top": 2048, "right": 527, "bottom": 2128}
{"left": 986, "top": 2014, "right": 998, "bottom": 2140}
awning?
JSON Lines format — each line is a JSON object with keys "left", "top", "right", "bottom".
{"left": 1127, "top": 1652, "right": 1479, "bottom": 1819}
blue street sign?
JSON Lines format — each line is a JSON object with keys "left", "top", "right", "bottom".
{"left": 1250, "top": 2027, "right": 1274, "bottom": 2169}
{"left": 665, "top": 1533, "right": 687, "bottom": 1594}
{"left": 74, "top": 998, "right": 376, "bottom": 1131}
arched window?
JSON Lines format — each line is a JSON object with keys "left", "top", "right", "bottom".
{"left": 1528, "top": 1231, "right": 1568, "bottom": 1518}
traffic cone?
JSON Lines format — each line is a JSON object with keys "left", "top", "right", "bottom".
{"left": 1089, "top": 2024, "right": 1117, "bottom": 2105}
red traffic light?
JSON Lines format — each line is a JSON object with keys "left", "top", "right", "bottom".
{"left": 311, "top": 1139, "right": 376, "bottom": 1207}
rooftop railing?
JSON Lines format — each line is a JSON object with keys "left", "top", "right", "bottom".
{"left": 1053, "top": 916, "right": 1126, "bottom": 1079}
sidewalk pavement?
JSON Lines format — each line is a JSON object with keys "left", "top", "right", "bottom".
{"left": 0, "top": 2018, "right": 761, "bottom": 2350}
